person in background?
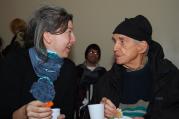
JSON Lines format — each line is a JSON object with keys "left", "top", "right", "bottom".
{"left": 92, "top": 15, "right": 179, "bottom": 119}
{"left": 0, "top": 5, "right": 77, "bottom": 119}
{"left": 76, "top": 44, "right": 106, "bottom": 119}
{"left": 2, "top": 18, "right": 27, "bottom": 56}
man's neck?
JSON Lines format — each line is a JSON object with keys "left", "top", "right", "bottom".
{"left": 85, "top": 61, "right": 97, "bottom": 67}
{"left": 123, "top": 56, "right": 148, "bottom": 71}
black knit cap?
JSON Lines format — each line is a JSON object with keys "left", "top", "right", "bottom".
{"left": 113, "top": 15, "right": 152, "bottom": 42}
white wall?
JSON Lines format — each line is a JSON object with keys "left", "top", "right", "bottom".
{"left": 0, "top": 0, "right": 179, "bottom": 70}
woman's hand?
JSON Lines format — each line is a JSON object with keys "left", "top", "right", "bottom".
{"left": 13, "top": 100, "right": 52, "bottom": 119}
{"left": 101, "top": 97, "right": 118, "bottom": 118}
{"left": 26, "top": 100, "right": 52, "bottom": 119}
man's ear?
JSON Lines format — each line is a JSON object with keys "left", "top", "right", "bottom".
{"left": 137, "top": 41, "right": 148, "bottom": 53}
{"left": 43, "top": 32, "right": 52, "bottom": 44}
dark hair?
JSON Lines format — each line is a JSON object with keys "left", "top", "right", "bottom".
{"left": 85, "top": 44, "right": 101, "bottom": 59}
{"left": 25, "top": 5, "right": 73, "bottom": 58}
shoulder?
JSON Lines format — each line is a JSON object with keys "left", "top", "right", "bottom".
{"left": 63, "top": 58, "right": 76, "bottom": 67}
{"left": 99, "top": 66, "right": 107, "bottom": 72}
{"left": 76, "top": 63, "right": 84, "bottom": 68}
{"left": 1, "top": 49, "right": 29, "bottom": 67}
{"left": 97, "top": 69, "right": 116, "bottom": 85}
{"left": 97, "top": 64, "right": 125, "bottom": 85}
{"left": 162, "top": 59, "right": 178, "bottom": 68}
{"left": 61, "top": 58, "right": 76, "bottom": 73}
{"left": 152, "top": 58, "right": 179, "bottom": 81}
{"left": 59, "top": 59, "right": 77, "bottom": 84}
{"left": 76, "top": 63, "right": 86, "bottom": 72}
{"left": 157, "top": 59, "right": 178, "bottom": 73}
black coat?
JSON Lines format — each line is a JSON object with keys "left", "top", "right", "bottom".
{"left": 0, "top": 50, "right": 77, "bottom": 119}
{"left": 92, "top": 40, "right": 179, "bottom": 119}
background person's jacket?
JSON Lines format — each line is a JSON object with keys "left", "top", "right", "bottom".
{"left": 75, "top": 63, "right": 106, "bottom": 119}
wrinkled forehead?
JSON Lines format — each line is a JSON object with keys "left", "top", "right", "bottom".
{"left": 112, "top": 34, "right": 135, "bottom": 41}
{"left": 112, "top": 34, "right": 144, "bottom": 46}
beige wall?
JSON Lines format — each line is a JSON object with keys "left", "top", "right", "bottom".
{"left": 0, "top": 0, "right": 179, "bottom": 69}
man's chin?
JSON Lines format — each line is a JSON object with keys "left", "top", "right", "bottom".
{"left": 115, "top": 59, "right": 124, "bottom": 65}
{"left": 115, "top": 61, "right": 122, "bottom": 65}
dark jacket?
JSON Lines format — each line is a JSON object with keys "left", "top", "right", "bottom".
{"left": 92, "top": 40, "right": 179, "bottom": 119}
{"left": 0, "top": 49, "right": 77, "bottom": 119}
{"left": 76, "top": 63, "right": 106, "bottom": 119}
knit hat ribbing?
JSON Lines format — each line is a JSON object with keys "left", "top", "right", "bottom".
{"left": 113, "top": 15, "right": 152, "bottom": 42}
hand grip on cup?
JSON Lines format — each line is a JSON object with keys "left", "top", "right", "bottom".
{"left": 88, "top": 104, "right": 104, "bottom": 119}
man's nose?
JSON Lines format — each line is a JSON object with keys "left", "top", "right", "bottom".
{"left": 113, "top": 43, "right": 121, "bottom": 52}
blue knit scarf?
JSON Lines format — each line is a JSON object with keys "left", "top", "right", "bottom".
{"left": 29, "top": 47, "right": 64, "bottom": 102}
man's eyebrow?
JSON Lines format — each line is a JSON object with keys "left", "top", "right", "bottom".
{"left": 118, "top": 35, "right": 123, "bottom": 39}
{"left": 118, "top": 36, "right": 125, "bottom": 40}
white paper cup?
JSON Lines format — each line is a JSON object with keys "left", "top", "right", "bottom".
{"left": 52, "top": 108, "right": 60, "bottom": 119}
{"left": 88, "top": 104, "right": 104, "bottom": 119}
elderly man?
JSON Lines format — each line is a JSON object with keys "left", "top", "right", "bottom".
{"left": 92, "top": 15, "right": 179, "bottom": 119}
